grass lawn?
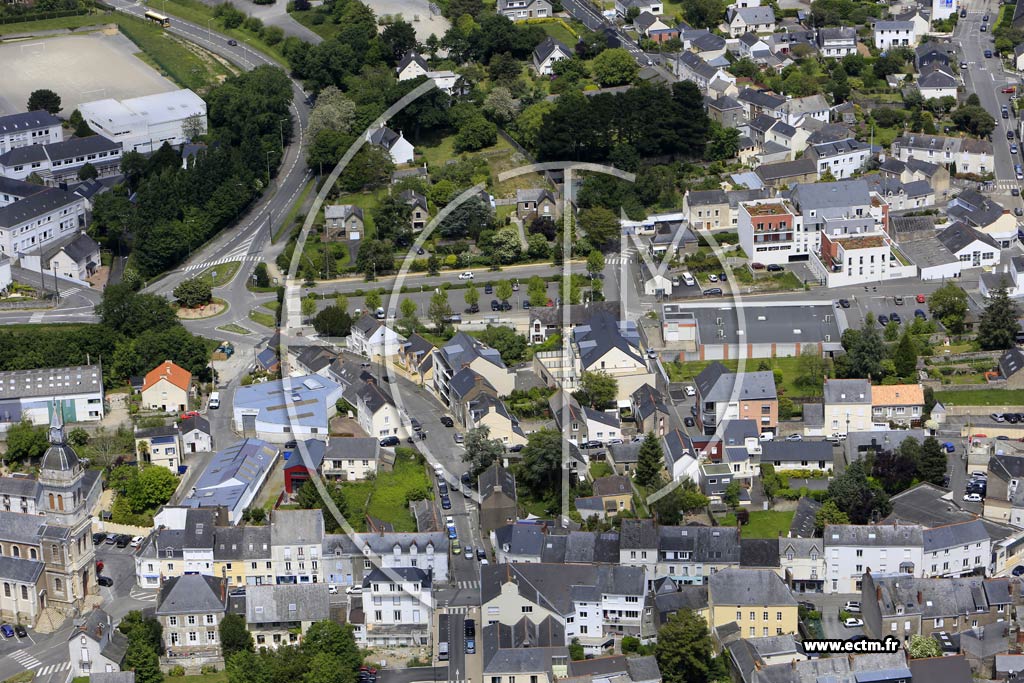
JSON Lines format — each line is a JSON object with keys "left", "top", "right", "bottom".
{"left": 10, "top": 674, "right": 37, "bottom": 683}
{"left": 933, "top": 389, "right": 1024, "bottom": 406}
{"left": 116, "top": 13, "right": 231, "bottom": 91}
{"left": 196, "top": 261, "right": 240, "bottom": 287}
{"left": 590, "top": 461, "right": 614, "bottom": 479}
{"left": 416, "top": 134, "right": 550, "bottom": 200}
{"left": 288, "top": 9, "right": 339, "bottom": 40}
{"left": 0, "top": 12, "right": 110, "bottom": 35}
{"left": 418, "top": 135, "right": 458, "bottom": 169}
{"left": 340, "top": 450, "right": 429, "bottom": 532}
{"left": 276, "top": 177, "right": 316, "bottom": 242}
{"left": 176, "top": 672, "right": 228, "bottom": 683}
{"left": 665, "top": 356, "right": 826, "bottom": 399}
{"left": 263, "top": 300, "right": 281, "bottom": 312}
{"left": 248, "top": 309, "right": 276, "bottom": 328}
{"left": 718, "top": 510, "right": 795, "bottom": 538}
{"left": 149, "top": 0, "right": 288, "bottom": 66}
{"left": 871, "top": 126, "right": 902, "bottom": 148}
{"left": 217, "top": 323, "right": 251, "bottom": 334}
{"left": 538, "top": 20, "right": 579, "bottom": 46}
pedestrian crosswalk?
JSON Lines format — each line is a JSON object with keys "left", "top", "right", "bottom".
{"left": 130, "top": 587, "right": 158, "bottom": 602}
{"left": 58, "top": 287, "right": 81, "bottom": 298}
{"left": 446, "top": 606, "right": 470, "bottom": 614}
{"left": 993, "top": 180, "right": 1021, "bottom": 190}
{"left": 454, "top": 580, "right": 479, "bottom": 590}
{"left": 36, "top": 662, "right": 71, "bottom": 677}
{"left": 183, "top": 253, "right": 262, "bottom": 273}
{"left": 10, "top": 650, "right": 41, "bottom": 670}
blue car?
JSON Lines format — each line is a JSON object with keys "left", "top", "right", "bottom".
{"left": 943, "top": 442, "right": 956, "bottom": 453}
{"left": 0, "top": 624, "right": 13, "bottom": 639}
{"left": 878, "top": 314, "right": 889, "bottom": 325}
{"left": 447, "top": 526, "right": 457, "bottom": 540}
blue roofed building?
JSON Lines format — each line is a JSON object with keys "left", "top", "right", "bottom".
{"left": 233, "top": 375, "right": 343, "bottom": 442}
{"left": 181, "top": 439, "right": 279, "bottom": 524}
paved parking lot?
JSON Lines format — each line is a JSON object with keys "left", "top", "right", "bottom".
{"left": 799, "top": 592, "right": 866, "bottom": 640}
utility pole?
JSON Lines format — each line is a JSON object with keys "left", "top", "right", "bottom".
{"left": 52, "top": 264, "right": 59, "bottom": 302}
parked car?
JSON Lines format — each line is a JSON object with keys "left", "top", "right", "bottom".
{"left": 477, "top": 548, "right": 486, "bottom": 560}
{"left": 893, "top": 296, "right": 904, "bottom": 305}
{"left": 1013, "top": 565, "right": 1024, "bottom": 577}
{"left": 878, "top": 314, "right": 889, "bottom": 325}
{"left": 986, "top": 49, "right": 993, "bottom": 57}
{"left": 766, "top": 264, "right": 784, "bottom": 272}
{"left": 890, "top": 313, "right": 902, "bottom": 324}
{"left": 916, "top": 293, "right": 926, "bottom": 303}
{"left": 844, "top": 601, "right": 861, "bottom": 613}
{"left": 328, "top": 585, "right": 339, "bottom": 594}
{"left": 490, "top": 299, "right": 500, "bottom": 311}
{"left": 843, "top": 618, "right": 864, "bottom": 628}
{"left": 943, "top": 442, "right": 956, "bottom": 453}
{"left": 964, "top": 493, "right": 983, "bottom": 502}
{"left": 98, "top": 576, "right": 114, "bottom": 587}
{"left": 837, "top": 299, "right": 851, "bottom": 308}
{"left": 441, "top": 496, "right": 452, "bottom": 510}
{"left": 751, "top": 262, "right": 765, "bottom": 270}
{"left": 115, "top": 535, "right": 131, "bottom": 548}
{"left": 684, "top": 417, "right": 695, "bottom": 427}
{"left": 508, "top": 444, "right": 524, "bottom": 452}
{"left": 379, "top": 436, "right": 400, "bottom": 447}
{"left": 447, "top": 526, "right": 457, "bottom": 540}
{"left": 93, "top": 533, "right": 108, "bottom": 545}
{"left": 484, "top": 284, "right": 493, "bottom": 294}
{"left": 130, "top": 535, "right": 143, "bottom": 548}
{"left": 441, "top": 416, "right": 454, "bottom": 427}
{"left": 346, "top": 585, "right": 363, "bottom": 594}
{"left": 718, "top": 272, "right": 727, "bottom": 282}
{"left": 703, "top": 287, "right": 723, "bottom": 296}
{"left": 454, "top": 433, "right": 464, "bottom": 444}
{"left": 0, "top": 625, "right": 13, "bottom": 639}
{"left": 14, "top": 625, "right": 26, "bottom": 638}
{"left": 991, "top": 413, "right": 1007, "bottom": 422}
{"left": 708, "top": 274, "right": 719, "bottom": 283}
{"left": 786, "top": 434, "right": 803, "bottom": 441}
{"left": 914, "top": 309, "right": 927, "bottom": 319}
{"left": 452, "top": 539, "right": 462, "bottom": 555}
{"left": 465, "top": 303, "right": 479, "bottom": 314}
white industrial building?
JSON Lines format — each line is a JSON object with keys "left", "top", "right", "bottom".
{"left": 79, "top": 89, "right": 208, "bottom": 153}
{"left": 0, "top": 364, "right": 105, "bottom": 431}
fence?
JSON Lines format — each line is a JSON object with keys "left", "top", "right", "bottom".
{"left": 91, "top": 517, "right": 153, "bottom": 536}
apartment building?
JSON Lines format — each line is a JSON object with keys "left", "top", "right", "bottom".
{"left": 270, "top": 509, "right": 324, "bottom": 585}
{"left": 738, "top": 199, "right": 800, "bottom": 266}
{"left": 824, "top": 524, "right": 925, "bottom": 593}
{"left": 822, "top": 378, "right": 873, "bottom": 437}
{"left": 694, "top": 361, "right": 778, "bottom": 436}
{"left": 0, "top": 111, "right": 62, "bottom": 155}
{"left": 360, "top": 567, "right": 432, "bottom": 646}
{"left": 708, "top": 568, "right": 798, "bottom": 636}
{"left": 322, "top": 532, "right": 449, "bottom": 588}
{"left": 156, "top": 574, "right": 228, "bottom": 664}
{"left": 0, "top": 188, "right": 86, "bottom": 260}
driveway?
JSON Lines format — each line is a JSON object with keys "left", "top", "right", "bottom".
{"left": 799, "top": 592, "right": 865, "bottom": 640}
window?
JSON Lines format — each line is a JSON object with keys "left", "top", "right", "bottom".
{"left": 188, "top": 615, "right": 196, "bottom": 625}
{"left": 169, "top": 617, "right": 178, "bottom": 626}
{"left": 188, "top": 632, "right": 198, "bottom": 643}
{"left": 205, "top": 614, "right": 215, "bottom": 625}
{"left": 522, "top": 606, "right": 533, "bottom": 613}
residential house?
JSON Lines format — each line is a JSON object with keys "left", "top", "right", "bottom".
{"left": 737, "top": 33, "right": 772, "bottom": 62}
{"left": 360, "top": 567, "right": 431, "bottom": 646}
{"left": 823, "top": 378, "right": 873, "bottom": 438}
{"left": 727, "top": 6, "right": 776, "bottom": 37}
{"left": 871, "top": 384, "right": 924, "bottom": 428}
{"left": 932, "top": 0, "right": 958, "bottom": 21}
{"left": 781, "top": 94, "right": 830, "bottom": 126}
{"left": 365, "top": 127, "right": 414, "bottom": 165}
{"left": 737, "top": 198, "right": 802, "bottom": 266}
{"left": 937, "top": 222, "right": 999, "bottom": 271}
{"left": 156, "top": 574, "right": 228, "bottom": 665}
{"left": 526, "top": 300, "right": 621, "bottom": 345}
{"left": 516, "top": 188, "right": 558, "bottom": 221}
{"left": 874, "top": 20, "right": 918, "bottom": 49}
{"left": 498, "top": 0, "right": 552, "bottom": 20}
{"left": 635, "top": 12, "right": 679, "bottom": 42}
{"left": 398, "top": 333, "right": 435, "bottom": 385}
{"left": 347, "top": 314, "right": 403, "bottom": 358}
{"left": 479, "top": 464, "right": 518, "bottom": 534}
{"left": 999, "top": 348, "right": 1024, "bottom": 389}
{"left": 616, "top": 0, "right": 663, "bottom": 16}
{"left": 433, "top": 331, "right": 514, "bottom": 408}
{"left": 676, "top": 52, "right": 736, "bottom": 94}
{"left": 779, "top": 537, "right": 826, "bottom": 593}
{"left": 581, "top": 475, "right": 634, "bottom": 519}
{"left": 662, "top": 429, "right": 699, "bottom": 482}
{"left": 706, "top": 95, "right": 746, "bottom": 129}
{"left": 244, "top": 583, "right": 329, "bottom": 648}
{"left": 141, "top": 360, "right": 191, "bottom": 413}
{"left": 448, "top": 367, "right": 498, "bottom": 428}
{"left": 269, "top": 509, "right": 323, "bottom": 585}
{"left": 922, "top": 520, "right": 991, "bottom": 578}
{"left": 683, "top": 189, "right": 729, "bottom": 230}
{"left": 399, "top": 189, "right": 429, "bottom": 231}
{"left": 947, "top": 188, "right": 1014, "bottom": 247}
{"left": 754, "top": 158, "right": 817, "bottom": 189}
{"left": 395, "top": 51, "right": 428, "bottom": 81}
{"left": 290, "top": 345, "right": 337, "bottom": 378}
{"left": 323, "top": 205, "right": 363, "bottom": 241}
{"left": 180, "top": 415, "right": 213, "bottom": 454}
{"left": 708, "top": 568, "right": 798, "bottom": 636}
{"left": 817, "top": 27, "right": 857, "bottom": 57}
{"left": 319, "top": 437, "right": 382, "bottom": 482}
{"left": 0, "top": 188, "right": 86, "bottom": 264}
{"left": 68, "top": 608, "right": 128, "bottom": 678}
{"left": 36, "top": 231, "right": 101, "bottom": 285}
{"left": 533, "top": 36, "right": 572, "bottom": 75}
{"left": 631, "top": 383, "right": 670, "bottom": 436}
{"left": 824, "top": 524, "right": 924, "bottom": 594}
{"left": 759, "top": 441, "right": 833, "bottom": 472}
{"left": 806, "top": 138, "right": 870, "bottom": 179}
{"left": 682, "top": 28, "right": 728, "bottom": 61}
{"left": 918, "top": 63, "right": 959, "bottom": 100}
{"left": 466, "top": 394, "right": 527, "bottom": 448}
{"left": 695, "top": 361, "right": 778, "bottom": 436}
{"left": 134, "top": 424, "right": 184, "bottom": 471}
{"left": 608, "top": 441, "right": 642, "bottom": 475}
{"left": 736, "top": 88, "right": 786, "bottom": 120}
{"left": 356, "top": 378, "right": 409, "bottom": 440}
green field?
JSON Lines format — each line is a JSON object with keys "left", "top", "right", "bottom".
{"left": 665, "top": 356, "right": 826, "bottom": 398}
{"left": 718, "top": 510, "right": 795, "bottom": 538}
{"left": 248, "top": 309, "right": 276, "bottom": 328}
{"left": 339, "top": 449, "right": 430, "bottom": 532}
{"left": 0, "top": 12, "right": 110, "bottom": 35}
{"left": 196, "top": 261, "right": 240, "bottom": 287}
{"left": 115, "top": 13, "right": 231, "bottom": 91}
{"left": 933, "top": 389, "right": 1024, "bottom": 406}
{"left": 288, "top": 9, "right": 339, "bottom": 40}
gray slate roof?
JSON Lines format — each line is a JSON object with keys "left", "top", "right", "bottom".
{"left": 245, "top": 583, "right": 330, "bottom": 623}
{"left": 709, "top": 568, "right": 796, "bottom": 606}
{"left": 696, "top": 361, "right": 777, "bottom": 403}
{"left": 823, "top": 378, "right": 871, "bottom": 404}
{"left": 922, "top": 519, "right": 990, "bottom": 551}
{"left": 0, "top": 188, "right": 80, "bottom": 229}
{"left": 824, "top": 523, "right": 924, "bottom": 546}
{"left": 156, "top": 574, "right": 227, "bottom": 615}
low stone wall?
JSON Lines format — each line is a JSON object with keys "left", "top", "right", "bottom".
{"left": 91, "top": 518, "right": 152, "bottom": 536}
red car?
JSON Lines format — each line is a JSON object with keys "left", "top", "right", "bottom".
{"left": 751, "top": 262, "right": 766, "bottom": 270}
{"left": 1003, "top": 86, "right": 1017, "bottom": 94}
{"left": 916, "top": 294, "right": 926, "bottom": 303}
{"left": 180, "top": 410, "right": 200, "bottom": 420}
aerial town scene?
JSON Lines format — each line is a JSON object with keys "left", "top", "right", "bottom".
{"left": 7, "top": 0, "right": 1024, "bottom": 681}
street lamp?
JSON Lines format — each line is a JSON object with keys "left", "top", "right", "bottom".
{"left": 278, "top": 117, "right": 288, "bottom": 150}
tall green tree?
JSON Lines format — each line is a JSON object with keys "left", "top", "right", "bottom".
{"left": 634, "top": 432, "right": 664, "bottom": 488}
{"left": 814, "top": 499, "right": 850, "bottom": 533}
{"left": 27, "top": 88, "right": 62, "bottom": 114}
{"left": 495, "top": 280, "right": 514, "bottom": 302}
{"left": 464, "top": 284, "right": 480, "bottom": 308}
{"left": 574, "top": 371, "right": 618, "bottom": 410}
{"left": 651, "top": 480, "right": 708, "bottom": 524}
{"left": 5, "top": 421, "right": 48, "bottom": 462}
{"left": 364, "top": 290, "right": 382, "bottom": 312}
{"left": 978, "top": 281, "right": 1020, "bottom": 350}
{"left": 173, "top": 277, "right": 213, "bottom": 308}
{"left": 219, "top": 613, "right": 254, "bottom": 659}
{"left": 295, "top": 480, "right": 349, "bottom": 532}
{"left": 578, "top": 207, "right": 620, "bottom": 250}
{"left": 586, "top": 250, "right": 605, "bottom": 276}
{"left": 918, "top": 436, "right": 947, "bottom": 486}
{"left": 928, "top": 281, "right": 968, "bottom": 333}
{"left": 826, "top": 460, "right": 891, "bottom": 524}
{"left": 655, "top": 609, "right": 726, "bottom": 683}
{"left": 893, "top": 331, "right": 918, "bottom": 376}
{"left": 517, "top": 429, "right": 563, "bottom": 499}
{"left": 591, "top": 48, "right": 639, "bottom": 86}
{"left": 124, "top": 629, "right": 164, "bottom": 683}
{"left": 463, "top": 426, "right": 505, "bottom": 476}
{"left": 428, "top": 289, "right": 452, "bottom": 331}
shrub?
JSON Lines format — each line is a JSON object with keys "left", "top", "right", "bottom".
{"left": 201, "top": 665, "right": 218, "bottom": 674}
{"left": 169, "top": 666, "right": 186, "bottom": 677}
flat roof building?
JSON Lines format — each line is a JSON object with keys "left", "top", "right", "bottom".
{"left": 0, "top": 364, "right": 104, "bottom": 430}
{"left": 79, "top": 89, "right": 207, "bottom": 154}
{"left": 181, "top": 439, "right": 279, "bottom": 524}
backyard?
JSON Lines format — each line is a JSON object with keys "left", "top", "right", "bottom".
{"left": 716, "top": 510, "right": 795, "bottom": 538}
{"left": 933, "top": 389, "right": 1024, "bottom": 406}
{"left": 339, "top": 447, "right": 430, "bottom": 532}
{"left": 664, "top": 356, "right": 827, "bottom": 399}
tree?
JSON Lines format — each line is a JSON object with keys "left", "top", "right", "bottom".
{"left": 655, "top": 609, "right": 724, "bottom": 683}
{"left": 225, "top": 650, "right": 270, "bottom": 683}
{"left": 477, "top": 325, "right": 527, "bottom": 364}
{"left": 517, "top": 429, "right": 563, "bottom": 499}
{"left": 428, "top": 289, "right": 452, "bottom": 332}
{"left": 124, "top": 629, "right": 164, "bottom": 683}
{"left": 685, "top": 0, "right": 726, "bottom": 28}
{"left": 172, "top": 277, "right": 213, "bottom": 308}
{"left": 301, "top": 621, "right": 361, "bottom": 673}
{"left": 27, "top": 89, "right": 61, "bottom": 114}
{"left": 575, "top": 371, "right": 618, "bottom": 410}
{"left": 706, "top": 122, "right": 740, "bottom": 161}
{"left": 918, "top": 436, "right": 947, "bottom": 486}
{"left": 365, "top": 290, "right": 382, "bottom": 312}
{"left": 928, "top": 282, "right": 968, "bottom": 334}
{"left": 455, "top": 115, "right": 497, "bottom": 152}
{"left": 634, "top": 432, "right": 664, "bottom": 488}
{"left": 307, "top": 87, "right": 356, "bottom": 141}
{"left": 118, "top": 611, "right": 163, "bottom": 654}
{"left": 951, "top": 104, "right": 996, "bottom": 137}
{"left": 373, "top": 194, "right": 414, "bottom": 248}
{"left": 5, "top": 420, "right": 49, "bottom": 462}
{"left": 463, "top": 426, "right": 505, "bottom": 475}
{"left": 586, "top": 250, "right": 605, "bottom": 277}
{"left": 723, "top": 481, "right": 742, "bottom": 509}
{"left": 464, "top": 284, "right": 480, "bottom": 308}
{"left": 978, "top": 280, "right": 1020, "bottom": 350}
{"left": 96, "top": 284, "right": 178, "bottom": 336}
{"left": 527, "top": 276, "right": 548, "bottom": 307}
{"left": 578, "top": 207, "right": 620, "bottom": 250}
{"left": 399, "top": 298, "right": 418, "bottom": 334}
{"left": 495, "top": 280, "right": 514, "bottom": 302}
{"left": 381, "top": 20, "right": 418, "bottom": 64}
{"left": 356, "top": 239, "right": 394, "bottom": 279}
{"left": 908, "top": 634, "right": 942, "bottom": 659}
{"left": 872, "top": 438, "right": 921, "bottom": 494}
{"left": 301, "top": 296, "right": 317, "bottom": 321}
{"left": 569, "top": 638, "right": 585, "bottom": 660}
{"left": 826, "top": 460, "right": 891, "bottom": 524}
{"left": 591, "top": 48, "right": 639, "bottom": 87}
{"left": 219, "top": 613, "right": 254, "bottom": 659}
{"left": 78, "top": 162, "right": 98, "bottom": 181}
{"left": 814, "top": 499, "right": 850, "bottom": 533}
{"left": 312, "top": 306, "right": 353, "bottom": 337}
{"left": 295, "top": 480, "right": 349, "bottom": 531}
{"left": 490, "top": 226, "right": 522, "bottom": 264}
{"left": 182, "top": 113, "right": 207, "bottom": 141}
{"left": 651, "top": 480, "right": 708, "bottom": 524}
{"left": 253, "top": 263, "right": 270, "bottom": 288}
{"left": 483, "top": 86, "right": 517, "bottom": 123}
{"left": 893, "top": 331, "right": 918, "bottom": 376}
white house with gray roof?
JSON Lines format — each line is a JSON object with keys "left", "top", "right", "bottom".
{"left": 245, "top": 583, "right": 330, "bottom": 648}
{"left": 0, "top": 187, "right": 86, "bottom": 263}
{"left": 727, "top": 6, "right": 776, "bottom": 36}
{"left": 817, "top": 27, "right": 857, "bottom": 57}
{"left": 873, "top": 20, "right": 918, "bottom": 49}
{"left": 270, "top": 509, "right": 323, "bottom": 585}
{"left": 347, "top": 314, "right": 402, "bottom": 359}
{"left": 922, "top": 519, "right": 991, "bottom": 578}
{"left": 498, "top": 0, "right": 552, "bottom": 20}
{"left": 0, "top": 111, "right": 62, "bottom": 156}
{"left": 360, "top": 566, "right": 432, "bottom": 646}
{"left": 321, "top": 532, "right": 448, "bottom": 587}
{"left": 68, "top": 608, "right": 129, "bottom": 678}
{"left": 824, "top": 524, "right": 925, "bottom": 593}
{"left": 823, "top": 378, "right": 873, "bottom": 437}
{"left": 533, "top": 36, "right": 572, "bottom": 75}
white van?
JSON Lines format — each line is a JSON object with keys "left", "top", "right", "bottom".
{"left": 208, "top": 392, "right": 221, "bottom": 409}
{"left": 682, "top": 272, "right": 696, "bottom": 287}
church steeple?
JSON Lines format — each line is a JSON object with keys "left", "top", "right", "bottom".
{"left": 48, "top": 404, "right": 65, "bottom": 446}
{"left": 40, "top": 401, "right": 80, "bottom": 474}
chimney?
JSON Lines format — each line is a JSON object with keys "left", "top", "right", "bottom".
{"left": 95, "top": 625, "right": 103, "bottom": 638}
{"left": 876, "top": 585, "right": 882, "bottom": 601}
{"left": 221, "top": 578, "right": 226, "bottom": 603}
{"left": 917, "top": 590, "right": 923, "bottom": 604}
